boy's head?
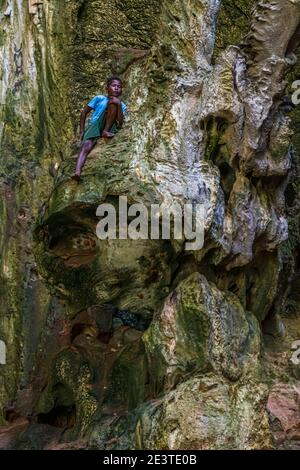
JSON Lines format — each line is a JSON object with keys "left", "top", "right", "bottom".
{"left": 106, "top": 76, "right": 122, "bottom": 97}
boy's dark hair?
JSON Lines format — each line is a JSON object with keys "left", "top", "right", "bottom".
{"left": 107, "top": 76, "right": 122, "bottom": 87}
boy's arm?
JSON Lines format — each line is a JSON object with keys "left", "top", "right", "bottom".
{"left": 80, "top": 105, "right": 93, "bottom": 140}
{"left": 116, "top": 104, "right": 124, "bottom": 128}
{"left": 109, "top": 97, "right": 126, "bottom": 128}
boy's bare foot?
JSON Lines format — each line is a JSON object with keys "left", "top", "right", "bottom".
{"left": 102, "top": 131, "right": 114, "bottom": 138}
{"left": 72, "top": 174, "right": 81, "bottom": 182}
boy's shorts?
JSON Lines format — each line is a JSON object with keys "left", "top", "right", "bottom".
{"left": 83, "top": 107, "right": 120, "bottom": 141}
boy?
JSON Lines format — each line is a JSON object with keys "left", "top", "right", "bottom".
{"left": 73, "top": 76, "right": 127, "bottom": 181}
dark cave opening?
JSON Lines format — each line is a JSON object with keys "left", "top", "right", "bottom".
{"left": 202, "top": 116, "right": 236, "bottom": 201}
{"left": 285, "top": 181, "right": 297, "bottom": 207}
{"left": 37, "top": 405, "right": 76, "bottom": 429}
{"left": 218, "top": 161, "right": 236, "bottom": 202}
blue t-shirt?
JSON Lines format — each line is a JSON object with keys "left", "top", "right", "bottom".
{"left": 88, "top": 95, "right": 127, "bottom": 123}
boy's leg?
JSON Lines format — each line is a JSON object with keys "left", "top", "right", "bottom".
{"left": 102, "top": 103, "right": 118, "bottom": 138}
{"left": 74, "top": 139, "right": 96, "bottom": 179}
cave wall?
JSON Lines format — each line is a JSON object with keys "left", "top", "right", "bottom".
{"left": 0, "top": 0, "right": 300, "bottom": 450}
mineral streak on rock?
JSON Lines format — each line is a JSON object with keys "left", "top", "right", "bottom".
{"left": 0, "top": 0, "right": 300, "bottom": 450}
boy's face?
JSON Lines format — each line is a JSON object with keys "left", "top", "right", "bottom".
{"left": 107, "top": 80, "right": 122, "bottom": 97}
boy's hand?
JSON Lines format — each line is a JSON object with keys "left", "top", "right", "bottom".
{"left": 109, "top": 97, "right": 121, "bottom": 105}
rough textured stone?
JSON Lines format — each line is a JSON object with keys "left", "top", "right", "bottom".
{"left": 1, "top": 0, "right": 300, "bottom": 450}
{"left": 267, "top": 383, "right": 300, "bottom": 450}
{"left": 135, "top": 373, "right": 272, "bottom": 450}
{"left": 143, "top": 272, "right": 260, "bottom": 392}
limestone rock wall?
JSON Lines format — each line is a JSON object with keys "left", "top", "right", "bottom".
{"left": 0, "top": 0, "right": 300, "bottom": 450}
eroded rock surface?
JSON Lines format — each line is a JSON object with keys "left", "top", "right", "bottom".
{"left": 1, "top": 0, "right": 300, "bottom": 450}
